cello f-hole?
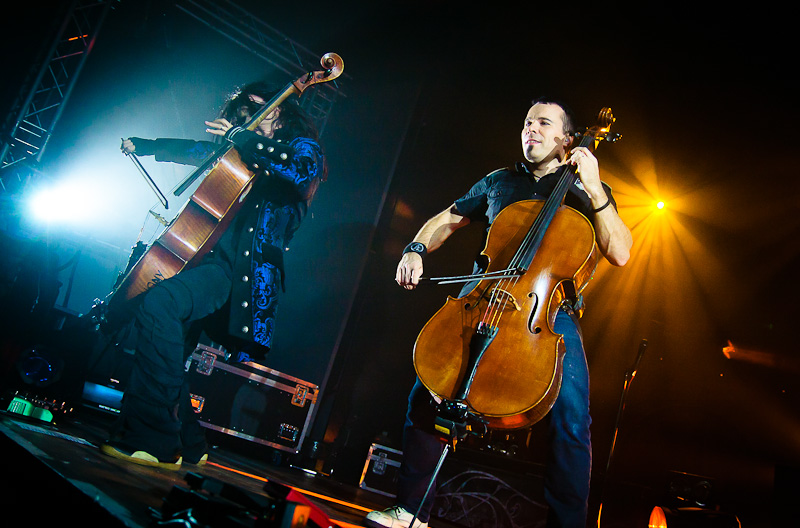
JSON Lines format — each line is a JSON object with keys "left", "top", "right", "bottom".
{"left": 527, "top": 292, "right": 540, "bottom": 334}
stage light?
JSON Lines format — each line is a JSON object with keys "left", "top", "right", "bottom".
{"left": 30, "top": 184, "right": 94, "bottom": 223}
{"left": 17, "top": 346, "right": 64, "bottom": 388}
{"left": 648, "top": 506, "right": 740, "bottom": 527}
{"left": 656, "top": 201, "right": 665, "bottom": 210}
{"left": 649, "top": 506, "right": 667, "bottom": 528}
{"left": 721, "top": 339, "right": 799, "bottom": 371}
{"left": 28, "top": 177, "right": 110, "bottom": 225}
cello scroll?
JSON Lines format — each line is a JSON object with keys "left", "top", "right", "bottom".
{"left": 244, "top": 53, "right": 344, "bottom": 135}
{"left": 293, "top": 52, "right": 345, "bottom": 94}
{"left": 573, "top": 107, "right": 621, "bottom": 150}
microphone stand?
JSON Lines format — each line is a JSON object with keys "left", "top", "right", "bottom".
{"left": 596, "top": 338, "right": 648, "bottom": 527}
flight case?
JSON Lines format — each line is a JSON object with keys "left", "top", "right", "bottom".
{"left": 185, "top": 344, "right": 319, "bottom": 454}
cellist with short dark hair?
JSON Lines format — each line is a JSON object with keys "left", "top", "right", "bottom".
{"left": 367, "top": 98, "right": 632, "bottom": 528}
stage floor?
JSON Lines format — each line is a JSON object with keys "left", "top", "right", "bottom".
{"left": 0, "top": 409, "right": 428, "bottom": 528}
{"left": 1, "top": 399, "right": 765, "bottom": 528}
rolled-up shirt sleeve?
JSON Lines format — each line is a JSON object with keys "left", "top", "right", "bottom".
{"left": 453, "top": 176, "right": 490, "bottom": 222}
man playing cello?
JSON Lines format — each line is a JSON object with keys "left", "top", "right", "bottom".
{"left": 367, "top": 97, "right": 632, "bottom": 528}
{"left": 101, "top": 82, "right": 327, "bottom": 469}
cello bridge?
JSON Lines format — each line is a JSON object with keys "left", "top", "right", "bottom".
{"left": 492, "top": 288, "right": 522, "bottom": 311}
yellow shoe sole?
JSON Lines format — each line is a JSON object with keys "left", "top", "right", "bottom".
{"left": 100, "top": 443, "right": 182, "bottom": 471}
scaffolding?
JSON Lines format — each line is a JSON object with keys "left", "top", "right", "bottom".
{"left": 0, "top": 0, "right": 115, "bottom": 195}
{"left": 0, "top": 0, "right": 345, "bottom": 197}
{"left": 174, "top": 0, "right": 346, "bottom": 136}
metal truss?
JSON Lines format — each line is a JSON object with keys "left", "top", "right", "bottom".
{"left": 174, "top": 0, "right": 346, "bottom": 137}
{"left": 0, "top": 0, "right": 115, "bottom": 195}
{"left": 0, "top": 0, "right": 345, "bottom": 197}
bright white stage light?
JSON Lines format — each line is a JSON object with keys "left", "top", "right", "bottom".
{"left": 28, "top": 179, "right": 106, "bottom": 225}
{"left": 28, "top": 177, "right": 119, "bottom": 226}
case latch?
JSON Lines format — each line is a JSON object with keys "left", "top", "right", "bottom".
{"left": 195, "top": 351, "right": 217, "bottom": 376}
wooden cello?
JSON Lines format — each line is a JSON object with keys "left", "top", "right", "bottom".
{"left": 413, "top": 108, "right": 618, "bottom": 430}
{"left": 104, "top": 53, "right": 343, "bottom": 316}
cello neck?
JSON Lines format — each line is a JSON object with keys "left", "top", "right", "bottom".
{"left": 513, "top": 163, "right": 577, "bottom": 272}
{"left": 244, "top": 81, "right": 298, "bottom": 133}
{"left": 173, "top": 84, "right": 295, "bottom": 198}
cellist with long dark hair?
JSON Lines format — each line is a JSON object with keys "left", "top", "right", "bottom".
{"left": 101, "top": 81, "right": 327, "bottom": 469}
{"left": 366, "top": 97, "right": 632, "bottom": 528}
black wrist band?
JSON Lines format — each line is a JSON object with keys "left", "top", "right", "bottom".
{"left": 591, "top": 198, "right": 611, "bottom": 214}
{"left": 403, "top": 242, "right": 427, "bottom": 258}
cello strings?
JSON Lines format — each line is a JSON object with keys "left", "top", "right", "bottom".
{"left": 478, "top": 133, "right": 597, "bottom": 330}
{"left": 480, "top": 164, "right": 579, "bottom": 329}
{"left": 516, "top": 134, "right": 594, "bottom": 267}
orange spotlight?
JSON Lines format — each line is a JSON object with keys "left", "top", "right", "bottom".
{"left": 648, "top": 506, "right": 740, "bottom": 527}
{"left": 656, "top": 201, "right": 666, "bottom": 210}
{"left": 649, "top": 506, "right": 667, "bottom": 528}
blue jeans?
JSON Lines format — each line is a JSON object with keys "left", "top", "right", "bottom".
{"left": 397, "top": 310, "right": 591, "bottom": 528}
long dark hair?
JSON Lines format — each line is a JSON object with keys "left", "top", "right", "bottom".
{"left": 219, "top": 81, "right": 328, "bottom": 180}
{"left": 219, "top": 82, "right": 319, "bottom": 140}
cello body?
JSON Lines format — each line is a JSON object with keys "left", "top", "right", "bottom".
{"left": 414, "top": 200, "right": 598, "bottom": 429}
{"left": 110, "top": 147, "right": 255, "bottom": 306}
{"left": 413, "top": 107, "right": 617, "bottom": 431}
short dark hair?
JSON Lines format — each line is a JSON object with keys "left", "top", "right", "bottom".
{"left": 530, "top": 97, "right": 576, "bottom": 136}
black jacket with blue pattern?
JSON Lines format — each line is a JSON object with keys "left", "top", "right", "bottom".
{"left": 129, "top": 128, "right": 323, "bottom": 353}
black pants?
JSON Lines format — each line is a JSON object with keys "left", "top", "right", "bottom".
{"left": 110, "top": 262, "right": 232, "bottom": 460}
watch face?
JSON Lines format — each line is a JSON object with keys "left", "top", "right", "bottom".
{"left": 409, "top": 242, "right": 425, "bottom": 253}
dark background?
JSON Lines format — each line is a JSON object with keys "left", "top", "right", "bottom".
{"left": 2, "top": 1, "right": 798, "bottom": 526}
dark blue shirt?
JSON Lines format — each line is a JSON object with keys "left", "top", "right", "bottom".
{"left": 454, "top": 162, "right": 615, "bottom": 226}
